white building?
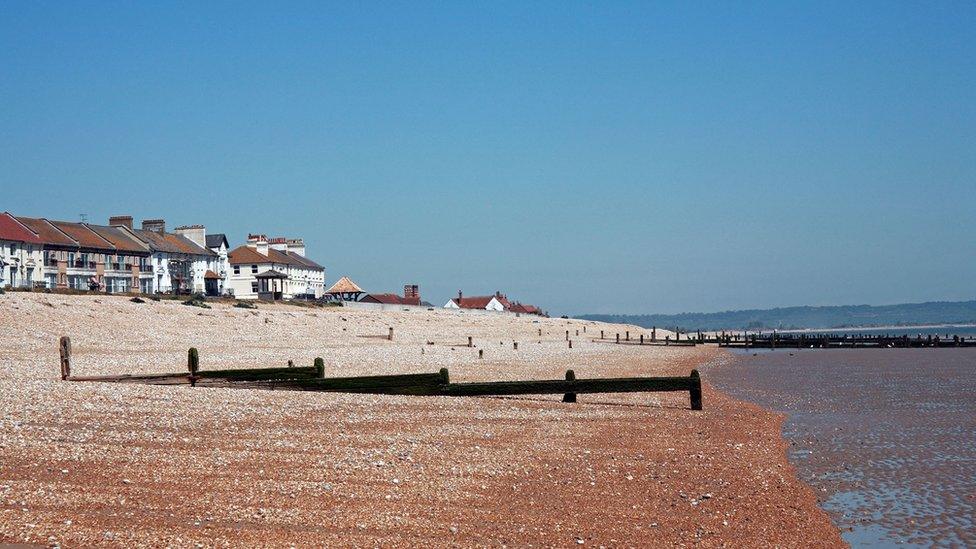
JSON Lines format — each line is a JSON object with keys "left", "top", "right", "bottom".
{"left": 205, "top": 233, "right": 231, "bottom": 295}
{"left": 444, "top": 291, "right": 512, "bottom": 312}
{"left": 108, "top": 216, "right": 219, "bottom": 295}
{"left": 0, "top": 212, "right": 44, "bottom": 289}
{"left": 227, "top": 234, "right": 325, "bottom": 300}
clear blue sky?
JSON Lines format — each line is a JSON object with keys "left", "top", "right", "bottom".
{"left": 2, "top": 2, "right": 974, "bottom": 315}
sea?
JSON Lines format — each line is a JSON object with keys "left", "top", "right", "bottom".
{"left": 774, "top": 324, "right": 976, "bottom": 339}
{"left": 708, "top": 343, "right": 976, "bottom": 547}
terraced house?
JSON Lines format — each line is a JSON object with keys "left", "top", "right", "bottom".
{"left": 12, "top": 214, "right": 152, "bottom": 292}
{"left": 1, "top": 212, "right": 222, "bottom": 295}
{"left": 106, "top": 216, "right": 220, "bottom": 295}
{"left": 0, "top": 212, "right": 44, "bottom": 288}
{"left": 227, "top": 234, "right": 325, "bottom": 300}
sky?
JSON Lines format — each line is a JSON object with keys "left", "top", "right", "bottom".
{"left": 1, "top": 2, "right": 974, "bottom": 315}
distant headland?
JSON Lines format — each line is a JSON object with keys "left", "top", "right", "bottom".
{"left": 578, "top": 300, "right": 976, "bottom": 332}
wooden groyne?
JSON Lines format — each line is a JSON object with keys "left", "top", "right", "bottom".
{"left": 582, "top": 326, "right": 975, "bottom": 350}
{"left": 705, "top": 332, "right": 976, "bottom": 349}
{"left": 58, "top": 336, "right": 704, "bottom": 410}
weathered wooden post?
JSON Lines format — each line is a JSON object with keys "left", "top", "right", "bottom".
{"left": 616, "top": 333, "right": 620, "bottom": 344}
{"left": 478, "top": 349, "right": 484, "bottom": 359}
{"left": 388, "top": 327, "right": 394, "bottom": 341}
{"left": 665, "top": 335, "right": 670, "bottom": 346}
{"left": 314, "top": 357, "right": 325, "bottom": 378}
{"left": 538, "top": 329, "right": 542, "bottom": 336}
{"left": 287, "top": 360, "right": 294, "bottom": 368}
{"left": 187, "top": 347, "right": 199, "bottom": 387}
{"left": 439, "top": 368, "right": 450, "bottom": 385}
{"left": 626, "top": 331, "right": 630, "bottom": 341}
{"left": 59, "top": 336, "right": 71, "bottom": 380}
{"left": 640, "top": 334, "right": 644, "bottom": 345}
{"left": 652, "top": 327, "right": 656, "bottom": 341}
{"left": 689, "top": 370, "right": 703, "bottom": 411}
{"left": 568, "top": 339, "right": 573, "bottom": 348}
{"left": 565, "top": 330, "right": 569, "bottom": 341}
{"left": 601, "top": 330, "right": 604, "bottom": 339}
{"left": 575, "top": 329, "right": 579, "bottom": 336}
{"left": 562, "top": 370, "right": 577, "bottom": 403}
{"left": 468, "top": 336, "right": 473, "bottom": 348}
{"left": 514, "top": 341, "right": 518, "bottom": 350}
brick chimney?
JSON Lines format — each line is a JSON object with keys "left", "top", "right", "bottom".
{"left": 142, "top": 219, "right": 166, "bottom": 233}
{"left": 174, "top": 224, "right": 206, "bottom": 248}
{"left": 457, "top": 290, "right": 463, "bottom": 303}
{"left": 404, "top": 284, "right": 419, "bottom": 299}
{"left": 109, "top": 215, "right": 133, "bottom": 229}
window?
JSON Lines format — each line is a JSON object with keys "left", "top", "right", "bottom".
{"left": 251, "top": 265, "right": 258, "bottom": 274}
{"left": 251, "top": 282, "right": 258, "bottom": 294}
{"left": 233, "top": 265, "right": 240, "bottom": 275}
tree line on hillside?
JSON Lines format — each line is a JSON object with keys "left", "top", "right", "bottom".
{"left": 578, "top": 300, "right": 976, "bottom": 331}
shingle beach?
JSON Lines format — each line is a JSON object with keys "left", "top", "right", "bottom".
{"left": 0, "top": 292, "right": 841, "bottom": 547}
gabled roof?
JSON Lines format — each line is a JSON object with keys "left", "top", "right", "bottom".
{"left": 0, "top": 213, "right": 43, "bottom": 244}
{"left": 204, "top": 270, "right": 221, "bottom": 280}
{"left": 86, "top": 224, "right": 151, "bottom": 254}
{"left": 326, "top": 276, "right": 363, "bottom": 294}
{"left": 450, "top": 296, "right": 497, "bottom": 309}
{"left": 205, "top": 234, "right": 229, "bottom": 249}
{"left": 361, "top": 293, "right": 421, "bottom": 306}
{"left": 48, "top": 220, "right": 115, "bottom": 250}
{"left": 15, "top": 216, "right": 79, "bottom": 247}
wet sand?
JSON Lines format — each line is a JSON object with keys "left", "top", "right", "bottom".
{"left": 708, "top": 348, "right": 976, "bottom": 547}
{"left": 0, "top": 292, "right": 841, "bottom": 547}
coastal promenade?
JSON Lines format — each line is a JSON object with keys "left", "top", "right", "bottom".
{"left": 0, "top": 292, "right": 841, "bottom": 547}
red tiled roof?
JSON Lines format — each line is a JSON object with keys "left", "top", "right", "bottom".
{"left": 204, "top": 270, "right": 221, "bottom": 280}
{"left": 361, "top": 293, "right": 421, "bottom": 305}
{"left": 267, "top": 248, "right": 307, "bottom": 268}
{"left": 451, "top": 296, "right": 497, "bottom": 309}
{"left": 228, "top": 245, "right": 324, "bottom": 271}
{"left": 228, "top": 245, "right": 271, "bottom": 265}
{"left": 509, "top": 303, "right": 543, "bottom": 315}
{"left": 15, "top": 216, "right": 79, "bottom": 247}
{"left": 86, "top": 224, "right": 151, "bottom": 254}
{"left": 48, "top": 220, "right": 115, "bottom": 250}
{"left": 0, "top": 213, "right": 43, "bottom": 244}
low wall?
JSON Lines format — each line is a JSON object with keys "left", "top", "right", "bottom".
{"left": 342, "top": 301, "right": 537, "bottom": 317}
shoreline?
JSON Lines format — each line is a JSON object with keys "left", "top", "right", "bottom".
{"left": 701, "top": 352, "right": 845, "bottom": 545}
{"left": 707, "top": 348, "right": 976, "bottom": 546}
{"left": 773, "top": 323, "right": 976, "bottom": 333}
{"left": 0, "top": 292, "right": 842, "bottom": 546}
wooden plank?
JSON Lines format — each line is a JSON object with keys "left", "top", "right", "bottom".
{"left": 67, "top": 373, "right": 189, "bottom": 384}
{"left": 195, "top": 366, "right": 319, "bottom": 381}
{"left": 440, "top": 375, "right": 695, "bottom": 397}
{"left": 208, "top": 370, "right": 452, "bottom": 396}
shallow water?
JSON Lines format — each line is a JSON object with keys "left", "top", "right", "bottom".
{"left": 708, "top": 349, "right": 976, "bottom": 547}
